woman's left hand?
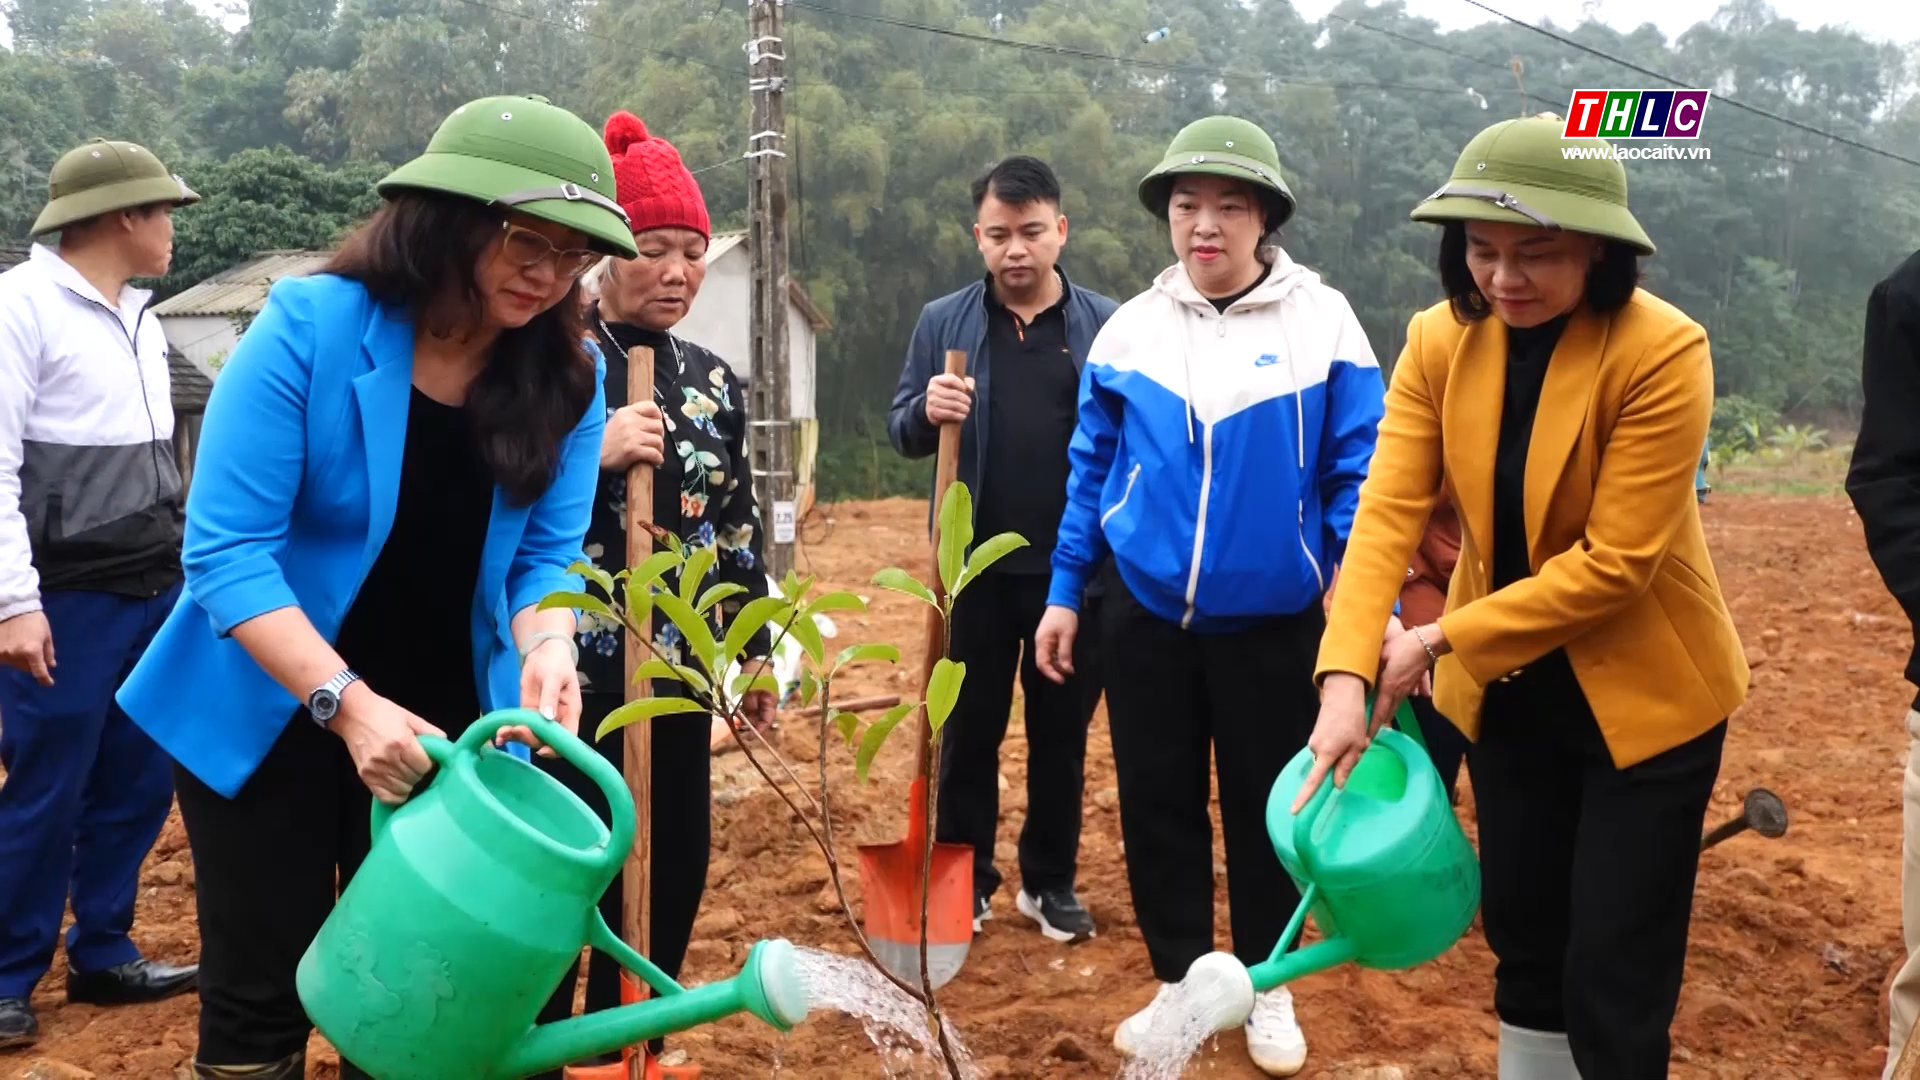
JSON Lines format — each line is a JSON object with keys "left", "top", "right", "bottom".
{"left": 505, "top": 636, "right": 583, "bottom": 755}
{"left": 1371, "top": 624, "right": 1436, "bottom": 732}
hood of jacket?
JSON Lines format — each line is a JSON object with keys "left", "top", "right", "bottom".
{"left": 1151, "top": 245, "right": 1319, "bottom": 315}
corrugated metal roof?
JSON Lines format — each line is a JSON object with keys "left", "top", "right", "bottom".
{"left": 169, "top": 348, "right": 213, "bottom": 411}
{"left": 153, "top": 249, "right": 332, "bottom": 317}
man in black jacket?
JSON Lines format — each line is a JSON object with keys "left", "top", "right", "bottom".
{"left": 1846, "top": 247, "right": 1920, "bottom": 1077}
{"left": 886, "top": 156, "right": 1117, "bottom": 943}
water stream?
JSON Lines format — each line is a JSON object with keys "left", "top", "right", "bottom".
{"left": 1115, "top": 978, "right": 1226, "bottom": 1080}
{"left": 793, "top": 946, "right": 977, "bottom": 1079}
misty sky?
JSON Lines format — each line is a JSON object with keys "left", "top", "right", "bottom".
{"left": 1289, "top": 0, "right": 1919, "bottom": 47}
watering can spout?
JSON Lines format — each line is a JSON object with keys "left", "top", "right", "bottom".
{"left": 1246, "top": 936, "right": 1359, "bottom": 992}
{"left": 496, "top": 939, "right": 811, "bottom": 1078}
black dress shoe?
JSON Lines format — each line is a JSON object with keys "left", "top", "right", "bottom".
{"left": 66, "top": 958, "right": 199, "bottom": 1005}
{"left": 0, "top": 997, "right": 38, "bottom": 1049}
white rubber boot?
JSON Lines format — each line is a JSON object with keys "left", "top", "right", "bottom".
{"left": 1497, "top": 1023, "right": 1582, "bottom": 1080}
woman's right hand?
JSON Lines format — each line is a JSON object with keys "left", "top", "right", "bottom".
{"left": 327, "top": 685, "right": 446, "bottom": 806}
{"left": 1033, "top": 606, "right": 1079, "bottom": 684}
{"left": 601, "top": 400, "right": 667, "bottom": 472}
{"left": 1291, "top": 673, "right": 1373, "bottom": 813}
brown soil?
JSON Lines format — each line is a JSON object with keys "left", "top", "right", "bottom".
{"left": 1, "top": 493, "right": 1908, "bottom": 1079}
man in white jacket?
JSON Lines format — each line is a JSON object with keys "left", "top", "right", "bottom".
{"left": 0, "top": 138, "right": 203, "bottom": 1049}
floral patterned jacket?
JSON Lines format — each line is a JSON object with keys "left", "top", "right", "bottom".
{"left": 573, "top": 309, "right": 771, "bottom": 697}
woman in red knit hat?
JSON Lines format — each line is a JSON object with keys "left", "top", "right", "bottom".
{"left": 531, "top": 111, "right": 774, "bottom": 1078}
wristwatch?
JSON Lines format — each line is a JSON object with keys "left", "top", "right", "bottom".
{"left": 308, "top": 668, "right": 363, "bottom": 726}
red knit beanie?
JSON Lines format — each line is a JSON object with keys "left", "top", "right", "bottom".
{"left": 603, "top": 111, "right": 711, "bottom": 242}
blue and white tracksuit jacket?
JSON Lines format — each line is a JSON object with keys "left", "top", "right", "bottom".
{"left": 1046, "top": 250, "right": 1386, "bottom": 632}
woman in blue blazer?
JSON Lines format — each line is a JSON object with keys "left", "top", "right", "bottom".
{"left": 113, "top": 95, "right": 640, "bottom": 1080}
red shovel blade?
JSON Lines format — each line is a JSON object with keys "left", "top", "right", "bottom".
{"left": 856, "top": 776, "right": 974, "bottom": 989}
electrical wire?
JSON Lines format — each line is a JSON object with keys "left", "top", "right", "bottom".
{"left": 1454, "top": 0, "right": 1920, "bottom": 170}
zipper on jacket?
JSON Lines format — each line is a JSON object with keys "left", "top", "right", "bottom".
{"left": 1182, "top": 423, "right": 1213, "bottom": 629}
{"left": 1101, "top": 464, "right": 1142, "bottom": 528}
{"left": 1298, "top": 502, "right": 1325, "bottom": 592}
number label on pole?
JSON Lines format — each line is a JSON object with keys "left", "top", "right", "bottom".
{"left": 773, "top": 500, "right": 796, "bottom": 544}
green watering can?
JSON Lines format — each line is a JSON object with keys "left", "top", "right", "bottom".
{"left": 1166, "top": 703, "right": 1481, "bottom": 1031}
{"left": 295, "top": 708, "right": 811, "bottom": 1080}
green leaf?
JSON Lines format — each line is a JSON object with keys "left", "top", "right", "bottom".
{"left": 785, "top": 609, "right": 826, "bottom": 666}
{"left": 629, "top": 550, "right": 683, "bottom": 593}
{"left": 595, "top": 697, "right": 706, "bottom": 739}
{"left": 652, "top": 592, "right": 719, "bottom": 677}
{"left": 623, "top": 576, "right": 655, "bottom": 638}
{"left": 679, "top": 547, "right": 717, "bottom": 605}
{"left": 925, "top": 657, "right": 965, "bottom": 736}
{"left": 568, "top": 559, "right": 616, "bottom": 599}
{"left": 872, "top": 567, "right": 938, "bottom": 608}
{"left": 537, "top": 590, "right": 613, "bottom": 620}
{"left": 721, "top": 596, "right": 791, "bottom": 671}
{"left": 831, "top": 709, "right": 860, "bottom": 747}
{"left": 630, "top": 658, "right": 711, "bottom": 695}
{"left": 856, "top": 702, "right": 919, "bottom": 783}
{"left": 730, "top": 670, "right": 780, "bottom": 698}
{"left": 779, "top": 570, "right": 815, "bottom": 603}
{"left": 801, "top": 590, "right": 868, "bottom": 619}
{"left": 832, "top": 643, "right": 900, "bottom": 674}
{"left": 936, "top": 481, "right": 974, "bottom": 597}
{"left": 954, "top": 532, "right": 1030, "bottom": 598}
{"left": 798, "top": 672, "right": 820, "bottom": 709}
{"left": 695, "top": 581, "right": 750, "bottom": 615}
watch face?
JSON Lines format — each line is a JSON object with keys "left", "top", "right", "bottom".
{"left": 311, "top": 689, "right": 339, "bottom": 722}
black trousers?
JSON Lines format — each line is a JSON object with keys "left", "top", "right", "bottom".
{"left": 934, "top": 572, "right": 1103, "bottom": 898}
{"left": 173, "top": 710, "right": 487, "bottom": 1073}
{"left": 1100, "top": 567, "right": 1323, "bottom": 983}
{"left": 1471, "top": 651, "right": 1725, "bottom": 1078}
{"left": 529, "top": 690, "right": 711, "bottom": 1076}
{"left": 1406, "top": 694, "right": 1470, "bottom": 802}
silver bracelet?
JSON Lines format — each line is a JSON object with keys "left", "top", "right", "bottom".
{"left": 519, "top": 631, "right": 579, "bottom": 667}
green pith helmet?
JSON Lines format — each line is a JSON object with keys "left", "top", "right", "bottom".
{"left": 1139, "top": 115, "right": 1296, "bottom": 230}
{"left": 1410, "top": 115, "right": 1655, "bottom": 255}
{"left": 31, "top": 138, "right": 200, "bottom": 238}
{"left": 378, "top": 94, "right": 638, "bottom": 258}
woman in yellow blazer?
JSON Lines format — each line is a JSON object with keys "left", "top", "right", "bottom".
{"left": 1298, "top": 115, "right": 1749, "bottom": 1079}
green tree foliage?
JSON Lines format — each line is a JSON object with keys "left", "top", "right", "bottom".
{"left": 3, "top": 0, "right": 1917, "bottom": 484}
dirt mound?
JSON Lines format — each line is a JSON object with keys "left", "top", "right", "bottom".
{"left": 0, "top": 494, "right": 1907, "bottom": 1078}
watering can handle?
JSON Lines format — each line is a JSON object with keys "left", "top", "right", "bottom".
{"left": 367, "top": 708, "right": 637, "bottom": 880}
{"left": 1291, "top": 772, "right": 1337, "bottom": 879}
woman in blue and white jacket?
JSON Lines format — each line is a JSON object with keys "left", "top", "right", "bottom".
{"left": 1033, "top": 116, "right": 1384, "bottom": 1078}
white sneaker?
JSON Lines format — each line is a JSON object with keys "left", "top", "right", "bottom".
{"left": 1244, "top": 987, "right": 1308, "bottom": 1076}
{"left": 1112, "top": 982, "right": 1179, "bottom": 1056}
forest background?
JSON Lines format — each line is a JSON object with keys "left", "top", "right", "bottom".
{"left": 2, "top": 0, "right": 1914, "bottom": 497}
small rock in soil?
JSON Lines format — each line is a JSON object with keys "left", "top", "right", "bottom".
{"left": 1091, "top": 787, "right": 1119, "bottom": 811}
{"left": 698, "top": 907, "right": 744, "bottom": 936}
{"left": 1047, "top": 1033, "right": 1091, "bottom": 1062}
{"left": 151, "top": 860, "right": 186, "bottom": 886}
{"left": 23, "top": 1060, "right": 97, "bottom": 1080}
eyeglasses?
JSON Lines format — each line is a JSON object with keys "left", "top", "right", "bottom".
{"left": 497, "top": 221, "right": 603, "bottom": 279}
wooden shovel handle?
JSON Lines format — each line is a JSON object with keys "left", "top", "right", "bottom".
{"left": 622, "top": 345, "right": 656, "bottom": 1018}
{"left": 913, "top": 349, "right": 968, "bottom": 780}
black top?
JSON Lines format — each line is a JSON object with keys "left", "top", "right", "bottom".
{"left": 577, "top": 311, "right": 771, "bottom": 695}
{"left": 1848, "top": 248, "right": 1920, "bottom": 703}
{"left": 325, "top": 387, "right": 495, "bottom": 732}
{"left": 1491, "top": 314, "right": 1570, "bottom": 591}
{"left": 1206, "top": 263, "right": 1272, "bottom": 314}
{"left": 976, "top": 268, "right": 1078, "bottom": 575}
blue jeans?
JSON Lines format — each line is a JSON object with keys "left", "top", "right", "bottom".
{"left": 0, "top": 585, "right": 181, "bottom": 999}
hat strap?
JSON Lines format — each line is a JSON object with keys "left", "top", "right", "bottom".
{"left": 494, "top": 182, "right": 630, "bottom": 224}
{"left": 1425, "top": 183, "right": 1557, "bottom": 228}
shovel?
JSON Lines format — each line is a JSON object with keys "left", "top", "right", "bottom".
{"left": 856, "top": 348, "right": 976, "bottom": 990}
{"left": 1700, "top": 786, "right": 1789, "bottom": 851}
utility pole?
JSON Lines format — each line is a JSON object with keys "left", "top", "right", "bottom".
{"left": 746, "top": 0, "right": 795, "bottom": 580}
